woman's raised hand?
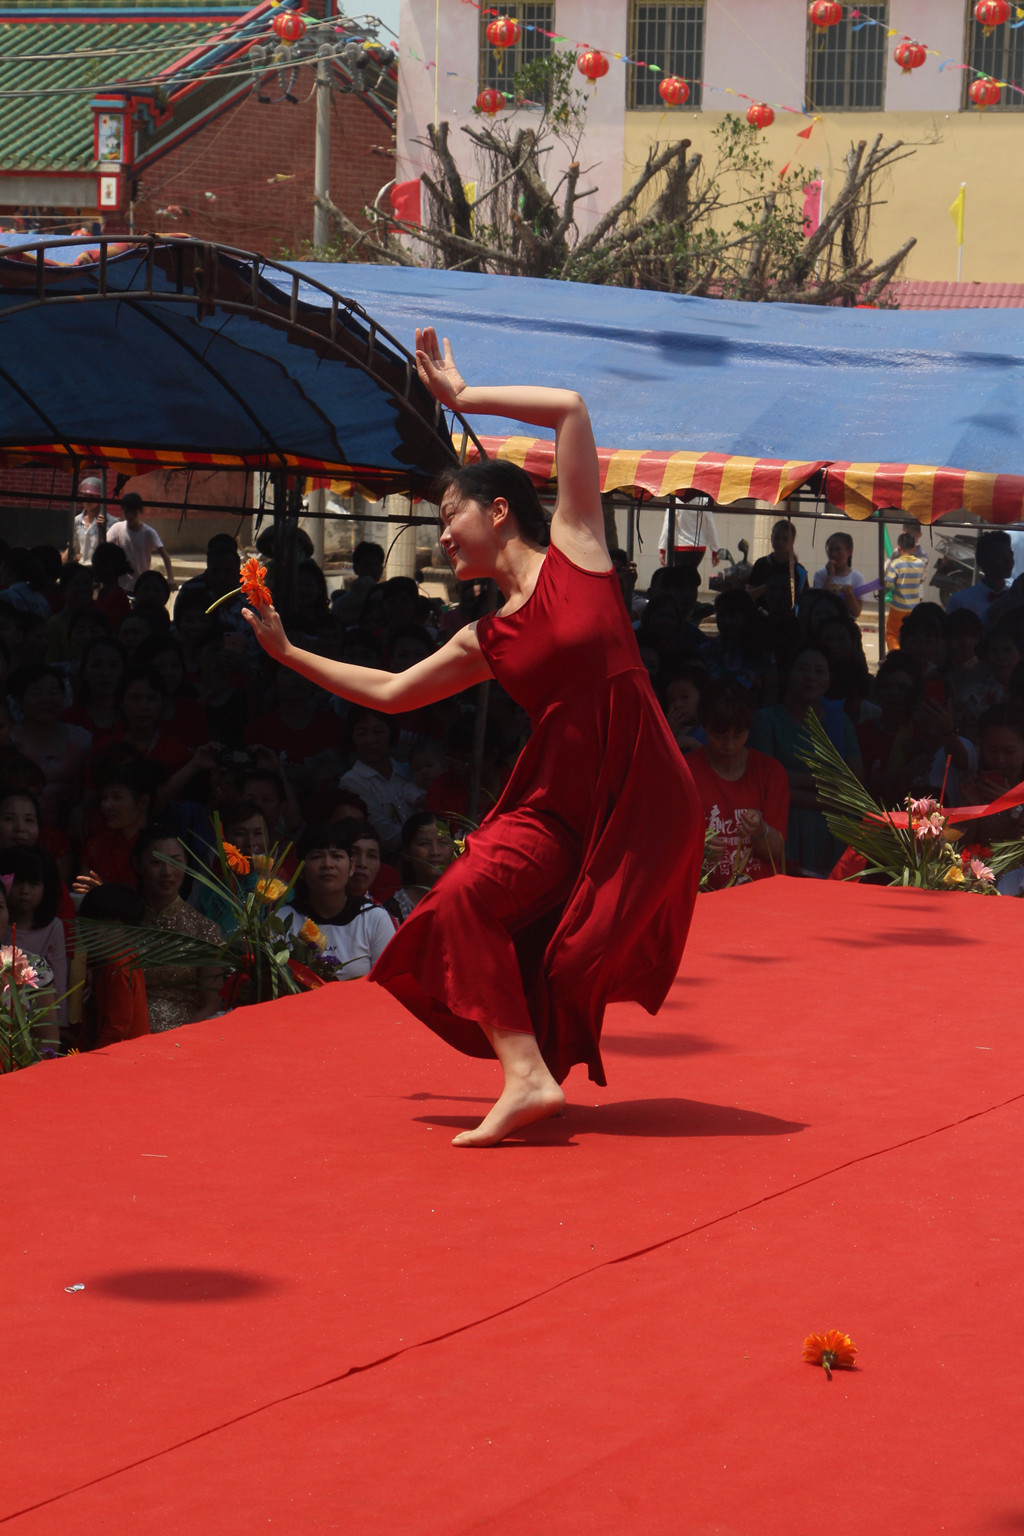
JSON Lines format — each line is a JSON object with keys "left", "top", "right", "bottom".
{"left": 415, "top": 326, "right": 466, "bottom": 410}
{"left": 241, "top": 602, "right": 290, "bottom": 661}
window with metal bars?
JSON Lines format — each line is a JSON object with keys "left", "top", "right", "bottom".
{"left": 627, "top": 2, "right": 704, "bottom": 109}
{"left": 805, "top": 3, "right": 888, "bottom": 111}
{"left": 963, "top": 4, "right": 1024, "bottom": 110}
{"left": 478, "top": 2, "right": 555, "bottom": 95}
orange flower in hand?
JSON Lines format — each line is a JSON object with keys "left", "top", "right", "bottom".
{"left": 223, "top": 842, "right": 251, "bottom": 876}
{"left": 802, "top": 1330, "right": 857, "bottom": 1381}
{"left": 240, "top": 556, "right": 271, "bottom": 610}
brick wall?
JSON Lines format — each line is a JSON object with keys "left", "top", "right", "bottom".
{"left": 131, "top": 82, "right": 395, "bottom": 256}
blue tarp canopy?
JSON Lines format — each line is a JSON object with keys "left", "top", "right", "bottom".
{"left": 286, "top": 265, "right": 1024, "bottom": 523}
{"left": 0, "top": 237, "right": 459, "bottom": 492}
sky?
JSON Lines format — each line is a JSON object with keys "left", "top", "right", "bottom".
{"left": 354, "top": 2, "right": 400, "bottom": 46}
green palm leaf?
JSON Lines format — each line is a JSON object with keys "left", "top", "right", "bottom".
{"left": 73, "top": 919, "right": 229, "bottom": 973}
{"left": 797, "top": 708, "right": 917, "bottom": 875}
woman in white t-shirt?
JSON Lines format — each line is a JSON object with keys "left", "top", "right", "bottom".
{"left": 812, "top": 532, "right": 866, "bottom": 620}
{"left": 278, "top": 821, "right": 393, "bottom": 981}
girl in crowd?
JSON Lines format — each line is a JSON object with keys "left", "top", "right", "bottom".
{"left": 811, "top": 531, "right": 865, "bottom": 620}
{"left": 0, "top": 846, "right": 68, "bottom": 1040}
{"left": 64, "top": 637, "right": 126, "bottom": 744}
{"left": 384, "top": 812, "right": 457, "bottom": 925}
{"left": 133, "top": 825, "right": 224, "bottom": 1031}
{"left": 243, "top": 326, "right": 702, "bottom": 1146}
{"left": 8, "top": 664, "right": 92, "bottom": 826}
{"left": 278, "top": 822, "right": 394, "bottom": 980}
{"left": 749, "top": 646, "right": 862, "bottom": 877}
{"left": 686, "top": 682, "right": 788, "bottom": 888}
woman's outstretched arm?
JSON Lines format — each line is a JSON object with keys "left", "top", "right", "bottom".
{"left": 241, "top": 607, "right": 492, "bottom": 711}
{"left": 415, "top": 327, "right": 607, "bottom": 567}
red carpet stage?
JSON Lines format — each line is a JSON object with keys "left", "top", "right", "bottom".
{"left": 1, "top": 878, "right": 1021, "bottom": 1534}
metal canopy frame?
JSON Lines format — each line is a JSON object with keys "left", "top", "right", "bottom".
{"left": 0, "top": 235, "right": 485, "bottom": 486}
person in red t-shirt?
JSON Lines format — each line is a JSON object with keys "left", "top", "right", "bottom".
{"left": 686, "top": 681, "right": 789, "bottom": 887}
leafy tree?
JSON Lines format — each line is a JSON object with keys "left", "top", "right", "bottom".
{"left": 315, "top": 52, "right": 916, "bottom": 304}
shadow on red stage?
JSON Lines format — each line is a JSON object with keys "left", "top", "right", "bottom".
{"left": 1, "top": 877, "right": 1020, "bottom": 1535}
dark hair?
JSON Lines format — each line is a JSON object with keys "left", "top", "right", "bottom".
{"left": 77, "top": 636, "right": 126, "bottom": 701}
{"left": 92, "top": 542, "right": 131, "bottom": 580}
{"left": 134, "top": 633, "right": 185, "bottom": 682}
{"left": 346, "top": 705, "right": 398, "bottom": 753}
{"left": 824, "top": 530, "right": 853, "bottom": 554}
{"left": 977, "top": 702, "right": 1024, "bottom": 744}
{"left": 352, "top": 540, "right": 385, "bottom": 575}
{"left": 658, "top": 660, "right": 710, "bottom": 711}
{"left": 389, "top": 624, "right": 436, "bottom": 661}
{"left": 435, "top": 459, "right": 550, "bottom": 548}
{"left": 132, "top": 823, "right": 191, "bottom": 897}
{"left": 78, "top": 881, "right": 144, "bottom": 926}
{"left": 117, "top": 666, "right": 166, "bottom": 706}
{"left": 102, "top": 759, "right": 166, "bottom": 807}
{"left": 0, "top": 750, "right": 46, "bottom": 795}
{"left": 698, "top": 680, "right": 754, "bottom": 734}
{"left": 397, "top": 810, "right": 452, "bottom": 884}
{"left": 120, "top": 492, "right": 144, "bottom": 516}
{"left": 6, "top": 663, "right": 64, "bottom": 703}
{"left": 772, "top": 519, "right": 797, "bottom": 538}
{"left": 873, "top": 652, "right": 923, "bottom": 702}
{"left": 0, "top": 845, "right": 61, "bottom": 927}
{"left": 897, "top": 532, "right": 918, "bottom": 553}
{"left": 296, "top": 820, "right": 356, "bottom": 862}
{"left": 1, "top": 548, "right": 43, "bottom": 588}
{"left": 222, "top": 799, "right": 267, "bottom": 834}
{"left": 945, "top": 606, "right": 984, "bottom": 641}
{"left": 976, "top": 530, "right": 1012, "bottom": 570}
{"left": 30, "top": 545, "right": 62, "bottom": 585}
{"left": 900, "top": 602, "right": 947, "bottom": 638}
{"left": 239, "top": 767, "right": 285, "bottom": 801}
{"left": 345, "top": 818, "right": 380, "bottom": 849}
{"left": 67, "top": 606, "right": 111, "bottom": 643}
{"left": 59, "top": 561, "right": 96, "bottom": 591}
{"left": 133, "top": 571, "right": 171, "bottom": 607}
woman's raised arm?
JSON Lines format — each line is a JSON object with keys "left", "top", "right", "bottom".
{"left": 415, "top": 327, "right": 607, "bottom": 567}
{"left": 241, "top": 606, "right": 492, "bottom": 712}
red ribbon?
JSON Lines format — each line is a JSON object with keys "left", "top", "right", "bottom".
{"left": 869, "top": 774, "right": 1024, "bottom": 830}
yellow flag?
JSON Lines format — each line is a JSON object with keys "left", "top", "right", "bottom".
{"left": 949, "top": 183, "right": 965, "bottom": 246}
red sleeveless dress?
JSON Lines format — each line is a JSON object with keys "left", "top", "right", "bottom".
{"left": 370, "top": 541, "right": 703, "bottom": 1086}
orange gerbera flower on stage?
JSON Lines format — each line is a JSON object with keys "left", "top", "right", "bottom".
{"left": 239, "top": 556, "right": 271, "bottom": 609}
{"left": 802, "top": 1330, "right": 858, "bottom": 1381}
{"left": 223, "top": 842, "right": 251, "bottom": 876}
{"left": 298, "top": 917, "right": 326, "bottom": 950}
{"left": 205, "top": 555, "right": 271, "bottom": 615}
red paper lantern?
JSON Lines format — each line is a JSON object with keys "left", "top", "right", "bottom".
{"left": 975, "top": 0, "right": 1010, "bottom": 33}
{"left": 808, "top": 1, "right": 842, "bottom": 30}
{"left": 576, "top": 49, "right": 610, "bottom": 82}
{"left": 475, "top": 87, "right": 506, "bottom": 114}
{"left": 969, "top": 75, "right": 1002, "bottom": 108}
{"left": 658, "top": 76, "right": 690, "bottom": 106}
{"left": 893, "top": 39, "right": 926, "bottom": 75}
{"left": 747, "top": 102, "right": 775, "bottom": 129}
{"left": 485, "top": 15, "right": 521, "bottom": 48}
{"left": 271, "top": 9, "right": 306, "bottom": 42}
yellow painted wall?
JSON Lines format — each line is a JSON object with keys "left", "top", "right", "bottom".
{"left": 623, "top": 110, "right": 1024, "bottom": 285}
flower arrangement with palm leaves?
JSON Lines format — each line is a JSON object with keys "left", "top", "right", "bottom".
{"left": 0, "top": 940, "right": 75, "bottom": 1072}
{"left": 75, "top": 816, "right": 344, "bottom": 1006}
{"left": 799, "top": 709, "right": 1021, "bottom": 892}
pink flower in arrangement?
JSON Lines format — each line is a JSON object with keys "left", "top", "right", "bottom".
{"left": 914, "top": 812, "right": 946, "bottom": 841}
{"left": 0, "top": 945, "right": 39, "bottom": 987}
{"left": 908, "top": 796, "right": 939, "bottom": 819}
{"left": 969, "top": 858, "right": 995, "bottom": 883}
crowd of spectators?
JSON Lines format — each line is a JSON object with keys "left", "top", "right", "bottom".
{"left": 2, "top": 498, "right": 1023, "bottom": 1058}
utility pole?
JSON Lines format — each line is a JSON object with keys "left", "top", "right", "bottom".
{"left": 313, "top": 47, "right": 332, "bottom": 249}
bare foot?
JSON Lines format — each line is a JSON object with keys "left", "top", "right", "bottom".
{"left": 452, "top": 1075, "right": 565, "bottom": 1147}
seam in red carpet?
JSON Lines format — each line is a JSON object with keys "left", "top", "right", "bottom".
{"left": 5, "top": 1083, "right": 1023, "bottom": 1527}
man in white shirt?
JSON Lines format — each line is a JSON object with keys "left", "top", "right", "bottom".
{"left": 107, "top": 493, "right": 174, "bottom": 591}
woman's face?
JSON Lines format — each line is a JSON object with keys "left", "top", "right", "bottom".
{"left": 439, "top": 494, "right": 496, "bottom": 581}
{"left": 121, "top": 679, "right": 163, "bottom": 731}
{"left": 100, "top": 783, "right": 144, "bottom": 832}
{"left": 787, "top": 651, "right": 831, "bottom": 706}
{"left": 825, "top": 538, "right": 851, "bottom": 573}
{"left": 118, "top": 617, "right": 151, "bottom": 655}
{"left": 347, "top": 836, "right": 381, "bottom": 899}
{"left": 351, "top": 714, "right": 391, "bottom": 765}
{"left": 406, "top": 822, "right": 454, "bottom": 888}
{"left": 9, "top": 875, "right": 44, "bottom": 925}
{"left": 980, "top": 727, "right": 1024, "bottom": 785}
{"left": 303, "top": 846, "right": 351, "bottom": 911}
{"left": 138, "top": 840, "right": 186, "bottom": 908}
{"left": 0, "top": 797, "right": 38, "bottom": 848}
{"left": 20, "top": 674, "right": 63, "bottom": 725}
{"left": 83, "top": 645, "right": 124, "bottom": 697}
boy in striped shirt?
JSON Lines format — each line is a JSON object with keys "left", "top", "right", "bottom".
{"left": 884, "top": 532, "right": 927, "bottom": 649}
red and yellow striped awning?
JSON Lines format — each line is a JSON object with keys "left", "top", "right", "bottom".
{"left": 463, "top": 436, "right": 1024, "bottom": 526}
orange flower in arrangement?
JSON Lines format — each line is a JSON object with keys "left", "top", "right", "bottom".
{"left": 802, "top": 1330, "right": 857, "bottom": 1381}
{"left": 256, "top": 876, "right": 288, "bottom": 904}
{"left": 223, "top": 842, "right": 251, "bottom": 876}
{"left": 205, "top": 555, "right": 271, "bottom": 615}
{"left": 298, "top": 917, "right": 326, "bottom": 950}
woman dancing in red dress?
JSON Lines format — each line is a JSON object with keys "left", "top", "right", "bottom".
{"left": 244, "top": 328, "right": 703, "bottom": 1146}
